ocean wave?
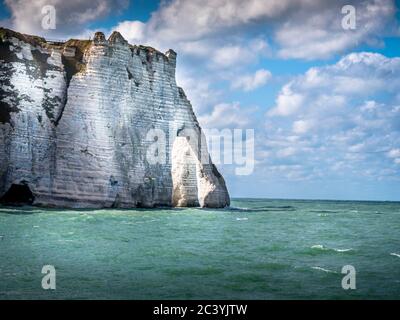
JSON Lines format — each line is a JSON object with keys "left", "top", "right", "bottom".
{"left": 390, "top": 253, "right": 400, "bottom": 258}
{"left": 227, "top": 206, "right": 296, "bottom": 213}
{"left": 310, "top": 210, "right": 339, "bottom": 214}
{"left": 311, "top": 266, "right": 338, "bottom": 274}
{"left": 333, "top": 248, "right": 354, "bottom": 252}
{"left": 236, "top": 217, "right": 248, "bottom": 221}
{"left": 258, "top": 206, "right": 296, "bottom": 211}
{"left": 228, "top": 207, "right": 250, "bottom": 211}
{"left": 317, "top": 213, "right": 329, "bottom": 217}
{"left": 311, "top": 244, "right": 353, "bottom": 253}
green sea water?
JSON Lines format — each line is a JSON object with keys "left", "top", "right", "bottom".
{"left": 0, "top": 198, "right": 399, "bottom": 300}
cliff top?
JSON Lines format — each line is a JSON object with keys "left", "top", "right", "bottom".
{"left": 0, "top": 27, "right": 176, "bottom": 59}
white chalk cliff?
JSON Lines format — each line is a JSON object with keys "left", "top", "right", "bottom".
{"left": 0, "top": 28, "right": 230, "bottom": 208}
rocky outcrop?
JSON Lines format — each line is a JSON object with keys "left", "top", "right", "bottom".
{"left": 0, "top": 28, "right": 230, "bottom": 208}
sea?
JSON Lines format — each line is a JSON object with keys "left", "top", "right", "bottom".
{"left": 0, "top": 198, "right": 399, "bottom": 299}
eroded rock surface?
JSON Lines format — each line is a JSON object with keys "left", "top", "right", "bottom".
{"left": 0, "top": 28, "right": 230, "bottom": 208}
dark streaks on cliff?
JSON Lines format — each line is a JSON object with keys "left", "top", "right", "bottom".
{"left": 61, "top": 40, "right": 91, "bottom": 86}
{"left": 0, "top": 101, "right": 20, "bottom": 125}
{"left": 0, "top": 47, "right": 20, "bottom": 125}
{"left": 31, "top": 49, "right": 51, "bottom": 78}
{"left": 56, "top": 40, "right": 91, "bottom": 126}
{"left": 126, "top": 67, "right": 133, "bottom": 80}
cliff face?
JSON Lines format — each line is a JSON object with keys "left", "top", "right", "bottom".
{"left": 0, "top": 28, "right": 230, "bottom": 208}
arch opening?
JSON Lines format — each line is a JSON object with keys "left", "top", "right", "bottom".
{"left": 0, "top": 184, "right": 34, "bottom": 205}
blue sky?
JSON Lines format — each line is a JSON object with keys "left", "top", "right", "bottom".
{"left": 1, "top": 0, "right": 400, "bottom": 200}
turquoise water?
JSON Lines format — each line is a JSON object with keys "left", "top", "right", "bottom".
{"left": 0, "top": 199, "right": 399, "bottom": 300}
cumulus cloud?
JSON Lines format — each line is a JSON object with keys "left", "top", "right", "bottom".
{"left": 275, "top": 0, "right": 396, "bottom": 59}
{"left": 231, "top": 69, "right": 272, "bottom": 91}
{"left": 387, "top": 149, "right": 400, "bottom": 158}
{"left": 268, "top": 85, "right": 304, "bottom": 116}
{"left": 387, "top": 148, "right": 400, "bottom": 165}
{"left": 142, "top": 0, "right": 296, "bottom": 43}
{"left": 206, "top": 38, "right": 269, "bottom": 69}
{"left": 198, "top": 102, "right": 257, "bottom": 129}
{"left": 292, "top": 119, "right": 314, "bottom": 134}
{"left": 112, "top": 0, "right": 396, "bottom": 61}
{"left": 264, "top": 52, "right": 400, "bottom": 180}
{"left": 114, "top": 20, "right": 146, "bottom": 43}
{"left": 4, "top": 0, "right": 128, "bottom": 37}
{"left": 175, "top": 70, "right": 223, "bottom": 114}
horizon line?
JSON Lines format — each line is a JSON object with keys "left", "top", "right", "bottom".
{"left": 230, "top": 197, "right": 400, "bottom": 203}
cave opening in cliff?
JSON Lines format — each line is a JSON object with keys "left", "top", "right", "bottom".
{"left": 0, "top": 183, "right": 34, "bottom": 205}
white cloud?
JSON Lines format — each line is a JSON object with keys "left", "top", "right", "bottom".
{"left": 114, "top": 20, "right": 146, "bottom": 43}
{"left": 205, "top": 38, "right": 269, "bottom": 69}
{"left": 268, "top": 84, "right": 304, "bottom": 116}
{"left": 270, "top": 52, "right": 400, "bottom": 117}
{"left": 175, "top": 70, "right": 223, "bottom": 114}
{"left": 263, "top": 52, "right": 400, "bottom": 181}
{"left": 387, "top": 149, "right": 400, "bottom": 165}
{"left": 387, "top": 149, "right": 400, "bottom": 158}
{"left": 276, "top": 147, "right": 297, "bottom": 158}
{"left": 231, "top": 69, "right": 272, "bottom": 91}
{"left": 211, "top": 45, "right": 249, "bottom": 68}
{"left": 292, "top": 119, "right": 314, "bottom": 134}
{"left": 275, "top": 0, "right": 396, "bottom": 59}
{"left": 111, "top": 0, "right": 396, "bottom": 62}
{"left": 143, "top": 0, "right": 299, "bottom": 43}
{"left": 4, "top": 0, "right": 129, "bottom": 37}
{"left": 198, "top": 102, "right": 256, "bottom": 129}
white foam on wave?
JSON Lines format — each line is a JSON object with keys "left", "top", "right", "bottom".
{"left": 311, "top": 244, "right": 353, "bottom": 252}
{"left": 311, "top": 244, "right": 325, "bottom": 250}
{"left": 333, "top": 248, "right": 353, "bottom": 252}
{"left": 236, "top": 217, "right": 248, "bottom": 221}
{"left": 311, "top": 266, "right": 337, "bottom": 274}
{"left": 390, "top": 252, "right": 400, "bottom": 258}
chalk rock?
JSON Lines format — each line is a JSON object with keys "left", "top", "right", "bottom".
{"left": 0, "top": 28, "right": 230, "bottom": 208}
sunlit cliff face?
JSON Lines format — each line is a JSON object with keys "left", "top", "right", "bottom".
{"left": 0, "top": 28, "right": 230, "bottom": 208}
